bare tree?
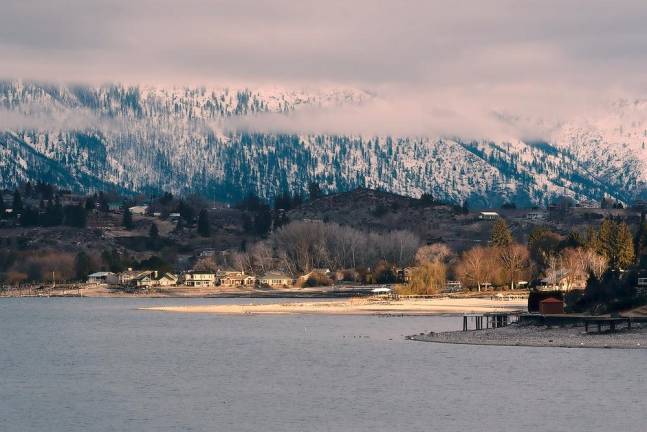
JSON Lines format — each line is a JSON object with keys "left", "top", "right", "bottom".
{"left": 415, "top": 243, "right": 453, "bottom": 265}
{"left": 498, "top": 243, "right": 530, "bottom": 290}
{"left": 455, "top": 246, "right": 493, "bottom": 291}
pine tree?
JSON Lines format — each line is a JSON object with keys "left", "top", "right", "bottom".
{"left": 12, "top": 190, "right": 23, "bottom": 214}
{"left": 584, "top": 225, "right": 601, "bottom": 254}
{"left": 74, "top": 251, "right": 93, "bottom": 280}
{"left": 490, "top": 218, "right": 512, "bottom": 247}
{"left": 308, "top": 182, "right": 322, "bottom": 201}
{"left": 122, "top": 207, "right": 133, "bottom": 230}
{"left": 597, "top": 218, "right": 616, "bottom": 260}
{"left": 197, "top": 209, "right": 211, "bottom": 237}
{"left": 636, "top": 218, "right": 647, "bottom": 266}
{"left": 149, "top": 222, "right": 159, "bottom": 239}
{"left": 615, "top": 222, "right": 635, "bottom": 270}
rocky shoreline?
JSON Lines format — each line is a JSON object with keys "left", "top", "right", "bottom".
{"left": 408, "top": 322, "right": 647, "bottom": 349}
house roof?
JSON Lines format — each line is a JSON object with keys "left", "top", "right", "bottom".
{"left": 540, "top": 297, "right": 563, "bottom": 304}
{"left": 89, "top": 272, "right": 115, "bottom": 277}
{"left": 261, "top": 272, "right": 290, "bottom": 279}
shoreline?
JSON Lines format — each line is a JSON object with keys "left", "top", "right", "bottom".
{"left": 408, "top": 323, "right": 647, "bottom": 349}
{"left": 139, "top": 297, "right": 527, "bottom": 315}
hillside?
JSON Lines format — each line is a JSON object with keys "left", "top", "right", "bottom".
{"left": 2, "top": 81, "right": 647, "bottom": 207}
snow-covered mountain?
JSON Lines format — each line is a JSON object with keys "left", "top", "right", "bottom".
{"left": 1, "top": 80, "right": 646, "bottom": 207}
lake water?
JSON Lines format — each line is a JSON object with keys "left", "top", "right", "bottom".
{"left": 1, "top": 298, "right": 646, "bottom": 432}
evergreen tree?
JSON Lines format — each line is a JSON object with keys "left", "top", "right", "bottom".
{"left": 584, "top": 225, "right": 601, "bottom": 254}
{"left": 74, "top": 251, "right": 93, "bottom": 280}
{"left": 97, "top": 192, "right": 109, "bottom": 212}
{"left": 64, "top": 205, "right": 87, "bottom": 228}
{"left": 19, "top": 206, "right": 40, "bottom": 226}
{"left": 597, "top": 218, "right": 616, "bottom": 260}
{"left": 177, "top": 200, "right": 195, "bottom": 224}
{"left": 308, "top": 182, "right": 322, "bottom": 201}
{"left": 0, "top": 195, "right": 5, "bottom": 218}
{"left": 615, "top": 222, "right": 635, "bottom": 270}
{"left": 85, "top": 197, "right": 96, "bottom": 211}
{"left": 253, "top": 204, "right": 272, "bottom": 236}
{"left": 490, "top": 218, "right": 512, "bottom": 247}
{"left": 197, "top": 209, "right": 211, "bottom": 237}
{"left": 635, "top": 214, "right": 647, "bottom": 264}
{"left": 122, "top": 207, "right": 134, "bottom": 230}
{"left": 149, "top": 222, "right": 159, "bottom": 239}
{"left": 12, "top": 190, "right": 23, "bottom": 214}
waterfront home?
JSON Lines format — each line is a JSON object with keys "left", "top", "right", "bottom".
{"left": 539, "top": 269, "right": 586, "bottom": 291}
{"left": 131, "top": 271, "right": 157, "bottom": 288}
{"left": 220, "top": 271, "right": 256, "bottom": 287}
{"left": 398, "top": 267, "right": 418, "bottom": 283}
{"left": 118, "top": 269, "right": 154, "bottom": 285}
{"left": 479, "top": 211, "right": 500, "bottom": 220}
{"left": 182, "top": 271, "right": 216, "bottom": 287}
{"left": 259, "top": 271, "right": 293, "bottom": 287}
{"left": 156, "top": 272, "right": 178, "bottom": 287}
{"left": 87, "top": 271, "right": 118, "bottom": 285}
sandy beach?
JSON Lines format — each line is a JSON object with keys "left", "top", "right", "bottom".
{"left": 140, "top": 297, "right": 527, "bottom": 315}
{"left": 409, "top": 323, "right": 647, "bottom": 349}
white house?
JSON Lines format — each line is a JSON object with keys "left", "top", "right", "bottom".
{"left": 156, "top": 273, "right": 178, "bottom": 287}
{"left": 87, "top": 272, "right": 118, "bottom": 285}
{"left": 540, "top": 269, "right": 587, "bottom": 291}
{"left": 259, "top": 271, "right": 293, "bottom": 287}
{"left": 219, "top": 271, "right": 256, "bottom": 287}
{"left": 118, "top": 269, "right": 154, "bottom": 285}
{"left": 183, "top": 271, "right": 216, "bottom": 287}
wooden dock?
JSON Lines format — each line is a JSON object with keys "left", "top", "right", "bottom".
{"left": 462, "top": 313, "right": 520, "bottom": 331}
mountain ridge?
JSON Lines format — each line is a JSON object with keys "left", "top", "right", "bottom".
{"left": 1, "top": 80, "right": 646, "bottom": 207}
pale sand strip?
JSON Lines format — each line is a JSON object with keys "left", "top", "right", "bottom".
{"left": 140, "top": 298, "right": 527, "bottom": 315}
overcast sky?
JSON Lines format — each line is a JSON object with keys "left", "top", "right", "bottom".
{"left": 2, "top": 1, "right": 647, "bottom": 136}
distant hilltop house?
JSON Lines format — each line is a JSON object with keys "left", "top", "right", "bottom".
{"left": 259, "top": 271, "right": 293, "bottom": 287}
{"left": 128, "top": 205, "right": 149, "bottom": 215}
{"left": 525, "top": 211, "right": 547, "bottom": 220}
{"left": 479, "top": 211, "right": 500, "bottom": 221}
{"left": 87, "top": 271, "right": 118, "bottom": 285}
{"left": 182, "top": 271, "right": 217, "bottom": 287}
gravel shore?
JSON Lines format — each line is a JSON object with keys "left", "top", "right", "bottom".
{"left": 408, "top": 322, "right": 647, "bottom": 349}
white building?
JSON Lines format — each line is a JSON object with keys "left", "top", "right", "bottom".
{"left": 87, "top": 272, "right": 118, "bottom": 285}
{"left": 129, "top": 205, "right": 149, "bottom": 215}
{"left": 183, "top": 271, "right": 216, "bottom": 287}
{"left": 479, "top": 211, "right": 500, "bottom": 220}
{"left": 259, "top": 272, "right": 293, "bottom": 287}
